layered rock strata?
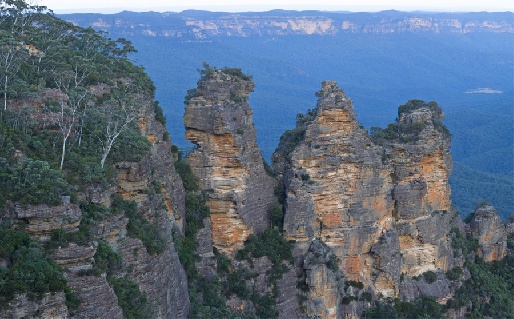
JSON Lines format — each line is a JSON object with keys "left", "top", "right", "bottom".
{"left": 184, "top": 68, "right": 276, "bottom": 255}
{"left": 385, "top": 102, "right": 455, "bottom": 277}
{"left": 273, "top": 81, "right": 458, "bottom": 317}
{"left": 1, "top": 94, "right": 190, "bottom": 318}
{"left": 274, "top": 81, "right": 396, "bottom": 299}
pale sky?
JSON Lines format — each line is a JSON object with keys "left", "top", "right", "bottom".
{"left": 40, "top": 0, "right": 514, "bottom": 14}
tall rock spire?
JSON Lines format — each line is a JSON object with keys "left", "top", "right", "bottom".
{"left": 184, "top": 66, "right": 276, "bottom": 255}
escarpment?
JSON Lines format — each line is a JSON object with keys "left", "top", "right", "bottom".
{"left": 184, "top": 67, "right": 276, "bottom": 255}
{"left": 1, "top": 91, "right": 189, "bottom": 318}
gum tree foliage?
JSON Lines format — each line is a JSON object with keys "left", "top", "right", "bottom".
{"left": 0, "top": 0, "right": 47, "bottom": 109}
{"left": 0, "top": 0, "right": 154, "bottom": 179}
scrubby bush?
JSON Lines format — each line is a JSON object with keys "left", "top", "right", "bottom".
{"left": 0, "top": 229, "right": 68, "bottom": 308}
{"left": 110, "top": 276, "right": 148, "bottom": 319}
{"left": 111, "top": 195, "right": 166, "bottom": 255}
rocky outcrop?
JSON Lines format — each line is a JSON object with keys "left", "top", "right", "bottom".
{"left": 274, "top": 81, "right": 396, "bottom": 297}
{"left": 384, "top": 101, "right": 455, "bottom": 277}
{"left": 276, "top": 268, "right": 307, "bottom": 319}
{"left": 469, "top": 204, "right": 508, "bottom": 262}
{"left": 301, "top": 240, "right": 343, "bottom": 319}
{"left": 50, "top": 243, "right": 124, "bottom": 319}
{"left": 0, "top": 292, "right": 69, "bottom": 319}
{"left": 273, "top": 81, "right": 458, "bottom": 318}
{"left": 107, "top": 97, "right": 190, "bottom": 319}
{"left": 184, "top": 68, "right": 276, "bottom": 255}
{"left": 1, "top": 94, "right": 190, "bottom": 318}
{"left": 399, "top": 271, "right": 451, "bottom": 303}
{"left": 8, "top": 201, "right": 82, "bottom": 241}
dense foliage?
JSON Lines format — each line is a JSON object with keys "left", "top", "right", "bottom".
{"left": 446, "top": 229, "right": 514, "bottom": 318}
{"left": 370, "top": 100, "right": 450, "bottom": 144}
{"left": 0, "top": 2, "right": 163, "bottom": 316}
{"left": 0, "top": 0, "right": 155, "bottom": 211}
{"left": 109, "top": 276, "right": 149, "bottom": 319}
{"left": 0, "top": 228, "right": 68, "bottom": 308}
{"left": 0, "top": 157, "right": 70, "bottom": 207}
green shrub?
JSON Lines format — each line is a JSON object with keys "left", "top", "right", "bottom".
{"left": 360, "top": 292, "right": 373, "bottom": 302}
{"left": 174, "top": 160, "right": 199, "bottom": 191}
{"left": 0, "top": 157, "right": 70, "bottom": 207}
{"left": 214, "top": 247, "right": 231, "bottom": 274}
{"left": 346, "top": 280, "right": 364, "bottom": 289}
{"left": 508, "top": 233, "right": 514, "bottom": 250}
{"left": 112, "top": 195, "right": 166, "bottom": 255}
{"left": 184, "top": 88, "right": 202, "bottom": 105}
{"left": 0, "top": 229, "right": 68, "bottom": 308}
{"left": 109, "top": 276, "right": 148, "bottom": 319}
{"left": 445, "top": 267, "right": 463, "bottom": 281}
{"left": 108, "top": 126, "right": 151, "bottom": 163}
{"left": 422, "top": 270, "right": 438, "bottom": 284}
{"left": 154, "top": 101, "right": 166, "bottom": 125}
{"left": 172, "top": 158, "right": 209, "bottom": 279}
{"left": 235, "top": 229, "right": 293, "bottom": 265}
{"left": 65, "top": 287, "right": 81, "bottom": 312}
{"left": 268, "top": 203, "right": 284, "bottom": 230}
{"left": 94, "top": 241, "right": 122, "bottom": 276}
{"left": 220, "top": 67, "right": 253, "bottom": 81}
{"left": 262, "top": 157, "right": 275, "bottom": 177}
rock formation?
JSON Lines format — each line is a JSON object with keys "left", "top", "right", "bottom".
{"left": 384, "top": 101, "right": 455, "bottom": 277}
{"left": 273, "top": 81, "right": 460, "bottom": 318}
{"left": 184, "top": 67, "right": 276, "bottom": 255}
{"left": 273, "top": 81, "right": 396, "bottom": 297}
{"left": 469, "top": 204, "right": 508, "bottom": 261}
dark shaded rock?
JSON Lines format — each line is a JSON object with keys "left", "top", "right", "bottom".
{"left": 469, "top": 204, "right": 508, "bottom": 261}
{"left": 399, "top": 271, "right": 451, "bottom": 303}
{"left": 0, "top": 292, "right": 68, "bottom": 319}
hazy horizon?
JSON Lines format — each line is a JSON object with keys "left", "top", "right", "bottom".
{"left": 42, "top": 1, "right": 514, "bottom": 14}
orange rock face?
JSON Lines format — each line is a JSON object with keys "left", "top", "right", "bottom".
{"left": 184, "top": 69, "right": 275, "bottom": 256}
{"left": 276, "top": 81, "right": 397, "bottom": 297}
{"left": 274, "top": 84, "right": 458, "bottom": 316}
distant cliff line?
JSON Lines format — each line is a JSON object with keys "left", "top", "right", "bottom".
{"left": 60, "top": 10, "right": 514, "bottom": 40}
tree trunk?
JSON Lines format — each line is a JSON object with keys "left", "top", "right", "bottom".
{"left": 4, "top": 75, "right": 7, "bottom": 110}
{"left": 60, "top": 136, "right": 68, "bottom": 170}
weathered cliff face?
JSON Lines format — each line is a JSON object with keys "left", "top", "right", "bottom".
{"left": 0, "top": 292, "right": 69, "bottom": 319}
{"left": 184, "top": 68, "right": 276, "bottom": 255}
{"left": 1, "top": 95, "right": 190, "bottom": 318}
{"left": 301, "top": 240, "right": 343, "bottom": 319}
{"left": 103, "top": 97, "right": 190, "bottom": 319}
{"left": 384, "top": 104, "right": 455, "bottom": 277}
{"left": 5, "top": 201, "right": 81, "bottom": 241}
{"left": 273, "top": 82, "right": 459, "bottom": 318}
{"left": 469, "top": 205, "right": 508, "bottom": 262}
{"left": 274, "top": 81, "right": 396, "bottom": 298}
